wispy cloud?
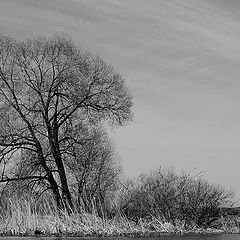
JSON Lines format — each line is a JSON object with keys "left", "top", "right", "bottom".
{"left": 1, "top": 0, "right": 240, "bottom": 196}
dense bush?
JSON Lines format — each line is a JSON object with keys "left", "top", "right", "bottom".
{"left": 117, "top": 167, "right": 233, "bottom": 227}
{"left": 0, "top": 165, "right": 233, "bottom": 228}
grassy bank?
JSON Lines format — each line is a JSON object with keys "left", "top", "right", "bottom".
{"left": 0, "top": 198, "right": 230, "bottom": 237}
{"left": 214, "top": 216, "right": 240, "bottom": 234}
{"left": 0, "top": 168, "right": 235, "bottom": 237}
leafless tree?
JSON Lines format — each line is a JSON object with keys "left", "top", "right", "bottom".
{"left": 64, "top": 125, "right": 121, "bottom": 215}
{"left": 0, "top": 34, "right": 133, "bottom": 209}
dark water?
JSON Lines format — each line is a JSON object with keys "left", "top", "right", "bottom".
{"left": 1, "top": 235, "right": 240, "bottom": 240}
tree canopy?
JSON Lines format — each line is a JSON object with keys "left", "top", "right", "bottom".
{"left": 0, "top": 34, "right": 133, "bottom": 209}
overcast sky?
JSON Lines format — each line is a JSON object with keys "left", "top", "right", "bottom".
{"left": 1, "top": 0, "right": 240, "bottom": 199}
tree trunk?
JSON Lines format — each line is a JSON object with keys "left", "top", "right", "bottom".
{"left": 48, "top": 174, "right": 63, "bottom": 209}
{"left": 55, "top": 153, "right": 74, "bottom": 210}
{"left": 48, "top": 129, "right": 74, "bottom": 210}
{"left": 36, "top": 142, "right": 64, "bottom": 209}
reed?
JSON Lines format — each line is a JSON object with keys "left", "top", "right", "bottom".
{"left": 217, "top": 216, "right": 240, "bottom": 234}
{"left": 0, "top": 197, "right": 223, "bottom": 236}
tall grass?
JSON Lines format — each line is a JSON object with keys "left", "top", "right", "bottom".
{"left": 0, "top": 167, "right": 234, "bottom": 236}
{"left": 0, "top": 197, "right": 224, "bottom": 236}
{"left": 216, "top": 216, "right": 240, "bottom": 234}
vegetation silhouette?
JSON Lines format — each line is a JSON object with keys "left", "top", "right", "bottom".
{"left": 0, "top": 34, "right": 133, "bottom": 210}
{"left": 0, "top": 34, "right": 236, "bottom": 236}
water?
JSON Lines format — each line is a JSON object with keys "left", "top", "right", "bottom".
{"left": 1, "top": 235, "right": 240, "bottom": 240}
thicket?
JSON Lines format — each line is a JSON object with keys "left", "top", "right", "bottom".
{"left": 116, "top": 168, "right": 233, "bottom": 227}
{"left": 0, "top": 166, "right": 233, "bottom": 235}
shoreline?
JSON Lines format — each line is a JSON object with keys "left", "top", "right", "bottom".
{"left": 0, "top": 226, "right": 228, "bottom": 238}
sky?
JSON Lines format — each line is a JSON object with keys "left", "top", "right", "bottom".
{"left": 1, "top": 0, "right": 240, "bottom": 199}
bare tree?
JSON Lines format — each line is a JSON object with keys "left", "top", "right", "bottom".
{"left": 65, "top": 125, "right": 121, "bottom": 214}
{"left": 0, "top": 34, "right": 133, "bottom": 209}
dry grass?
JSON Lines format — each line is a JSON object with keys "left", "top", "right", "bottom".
{"left": 216, "top": 216, "right": 240, "bottom": 234}
{"left": 0, "top": 198, "right": 176, "bottom": 236}
{"left": 0, "top": 198, "right": 227, "bottom": 236}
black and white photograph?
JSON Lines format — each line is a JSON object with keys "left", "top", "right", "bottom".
{"left": 0, "top": 1, "right": 239, "bottom": 239}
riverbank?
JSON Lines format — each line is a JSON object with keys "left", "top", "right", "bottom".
{"left": 0, "top": 199, "right": 237, "bottom": 237}
{"left": 0, "top": 214, "right": 225, "bottom": 238}
{"left": 0, "top": 198, "right": 239, "bottom": 237}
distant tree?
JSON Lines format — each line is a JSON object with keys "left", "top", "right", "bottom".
{"left": 65, "top": 125, "right": 121, "bottom": 215}
{"left": 2, "top": 124, "right": 121, "bottom": 216}
{"left": 0, "top": 34, "right": 133, "bottom": 209}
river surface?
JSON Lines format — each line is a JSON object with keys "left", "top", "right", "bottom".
{"left": 1, "top": 235, "right": 240, "bottom": 240}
